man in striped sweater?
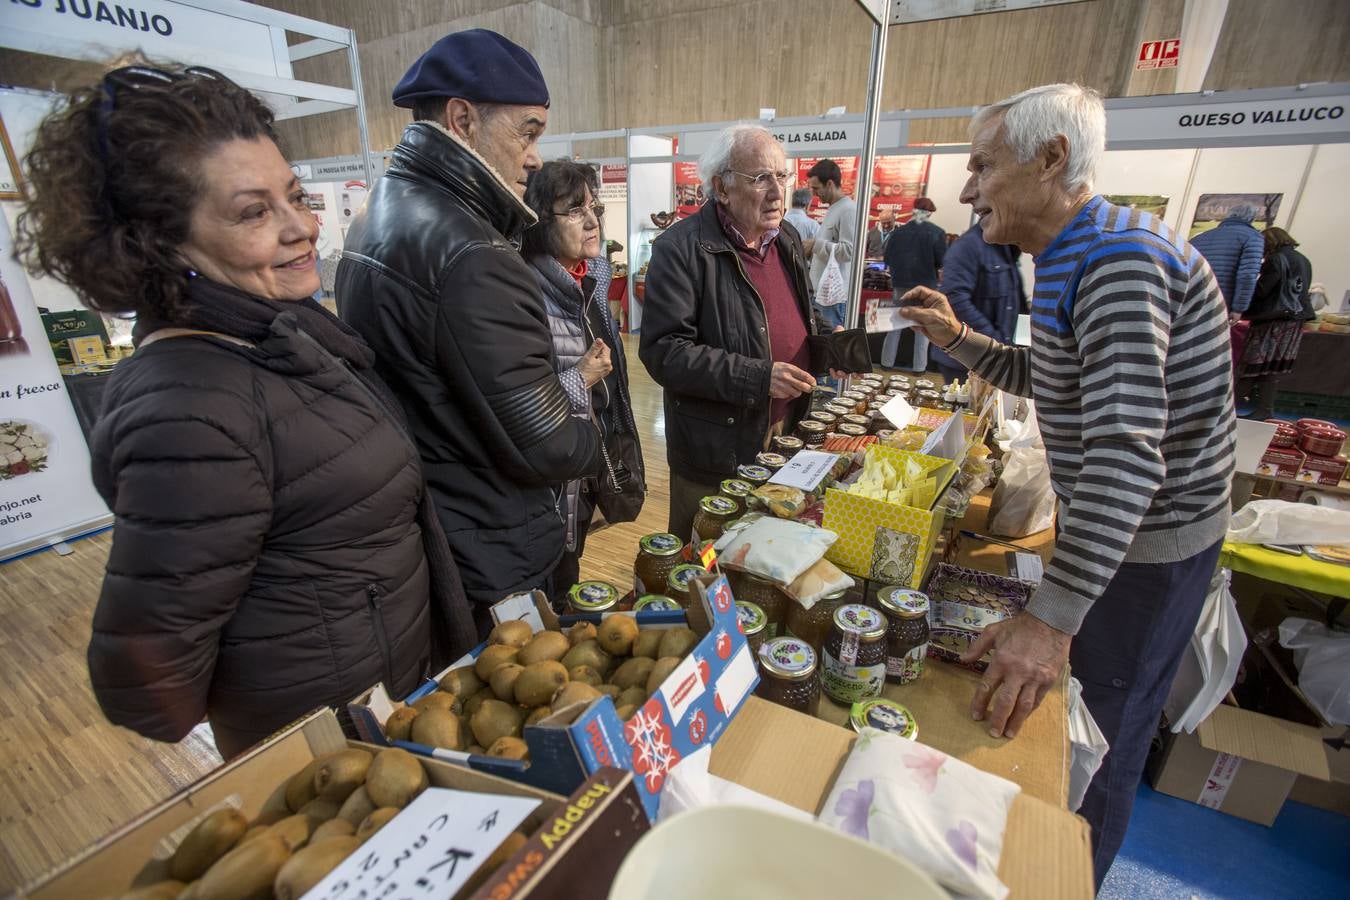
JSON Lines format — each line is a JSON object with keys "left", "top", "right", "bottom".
{"left": 903, "top": 84, "right": 1235, "bottom": 886}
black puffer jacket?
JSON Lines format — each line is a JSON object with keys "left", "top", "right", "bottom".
{"left": 639, "top": 202, "right": 816, "bottom": 482}
{"left": 88, "top": 308, "right": 435, "bottom": 759}
{"left": 338, "top": 122, "right": 600, "bottom": 606}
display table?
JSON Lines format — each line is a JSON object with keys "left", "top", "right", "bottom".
{"left": 1220, "top": 541, "right": 1350, "bottom": 599}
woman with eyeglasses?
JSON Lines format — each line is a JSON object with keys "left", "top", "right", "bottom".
{"left": 14, "top": 62, "right": 477, "bottom": 759}
{"left": 522, "top": 161, "right": 644, "bottom": 601}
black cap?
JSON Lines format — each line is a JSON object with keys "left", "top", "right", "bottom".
{"left": 393, "top": 29, "right": 549, "bottom": 110}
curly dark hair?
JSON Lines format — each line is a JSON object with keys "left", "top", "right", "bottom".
{"left": 521, "top": 160, "right": 599, "bottom": 260}
{"left": 12, "top": 61, "right": 277, "bottom": 321}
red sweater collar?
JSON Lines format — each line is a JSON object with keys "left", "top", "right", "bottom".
{"left": 566, "top": 259, "right": 588, "bottom": 287}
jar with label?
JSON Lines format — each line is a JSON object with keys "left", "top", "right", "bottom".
{"left": 718, "top": 479, "right": 753, "bottom": 518}
{"left": 820, "top": 604, "right": 887, "bottom": 704}
{"left": 875, "top": 587, "right": 931, "bottom": 684}
{"left": 755, "top": 451, "right": 788, "bottom": 472}
{"left": 785, "top": 587, "right": 847, "bottom": 655}
{"left": 692, "top": 495, "right": 738, "bottom": 543}
{"left": 754, "top": 637, "right": 821, "bottom": 716}
{"left": 567, "top": 580, "right": 620, "bottom": 615}
{"left": 772, "top": 434, "right": 805, "bottom": 456}
{"left": 796, "top": 420, "right": 828, "bottom": 446}
{"left": 727, "top": 570, "right": 786, "bottom": 637}
{"left": 736, "top": 463, "right": 773, "bottom": 487}
{"left": 841, "top": 390, "right": 869, "bottom": 414}
{"left": 634, "top": 594, "right": 683, "bottom": 613}
{"left": 849, "top": 698, "right": 918, "bottom": 740}
{"left": 736, "top": 601, "right": 768, "bottom": 656}
{"left": 916, "top": 389, "right": 942, "bottom": 408}
{"left": 666, "top": 563, "right": 708, "bottom": 603}
{"left": 634, "top": 532, "right": 685, "bottom": 595}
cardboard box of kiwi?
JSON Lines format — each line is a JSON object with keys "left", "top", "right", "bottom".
{"left": 19, "top": 707, "right": 650, "bottom": 900}
{"left": 348, "top": 576, "right": 760, "bottom": 820}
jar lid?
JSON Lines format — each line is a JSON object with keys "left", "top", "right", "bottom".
{"left": 1303, "top": 425, "right": 1346, "bottom": 440}
{"left": 821, "top": 586, "right": 850, "bottom": 600}
{"left": 568, "top": 580, "right": 619, "bottom": 611}
{"left": 850, "top": 698, "right": 918, "bottom": 740}
{"left": 737, "top": 464, "right": 773, "bottom": 481}
{"left": 736, "top": 601, "right": 767, "bottom": 636}
{"left": 668, "top": 563, "right": 708, "bottom": 592}
{"left": 634, "top": 594, "right": 682, "bottom": 612}
{"left": 842, "top": 391, "right": 868, "bottom": 401}
{"left": 699, "top": 495, "right": 738, "bottom": 516}
{"left": 879, "top": 587, "right": 929, "bottom": 618}
{"left": 809, "top": 411, "right": 838, "bottom": 424}
{"left": 842, "top": 414, "right": 871, "bottom": 426}
{"left": 719, "top": 478, "right": 753, "bottom": 498}
{"left": 837, "top": 423, "right": 868, "bottom": 437}
{"left": 773, "top": 435, "right": 805, "bottom": 450}
{"left": 876, "top": 430, "right": 896, "bottom": 441}
{"left": 797, "top": 421, "right": 826, "bottom": 434}
{"left": 833, "top": 603, "right": 886, "bottom": 640}
{"left": 756, "top": 452, "right": 788, "bottom": 468}
{"left": 639, "top": 532, "right": 683, "bottom": 557}
{"left": 758, "top": 636, "right": 817, "bottom": 679}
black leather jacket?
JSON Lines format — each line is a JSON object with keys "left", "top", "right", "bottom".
{"left": 337, "top": 122, "right": 600, "bottom": 607}
{"left": 639, "top": 202, "right": 816, "bottom": 483}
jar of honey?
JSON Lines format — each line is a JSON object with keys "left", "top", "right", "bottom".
{"left": 820, "top": 604, "right": 887, "bottom": 704}
{"left": 666, "top": 563, "right": 708, "bottom": 604}
{"left": 567, "top": 580, "right": 620, "bottom": 615}
{"left": 785, "top": 587, "right": 847, "bottom": 656}
{"left": 633, "top": 532, "right": 684, "bottom": 595}
{"left": 692, "top": 495, "right": 738, "bottom": 543}
{"left": 718, "top": 479, "right": 753, "bottom": 518}
{"left": 754, "top": 636, "right": 821, "bottom": 716}
{"left": 875, "top": 587, "right": 931, "bottom": 684}
{"left": 796, "top": 420, "right": 828, "bottom": 446}
{"left": 736, "top": 601, "right": 768, "bottom": 656}
{"left": 727, "top": 570, "right": 787, "bottom": 638}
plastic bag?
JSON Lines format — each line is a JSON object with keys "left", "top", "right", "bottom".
{"left": 988, "top": 410, "right": 1055, "bottom": 538}
{"left": 1067, "top": 677, "right": 1108, "bottom": 812}
{"left": 1226, "top": 499, "right": 1350, "bottom": 547}
{"left": 1278, "top": 618, "right": 1350, "bottom": 726}
{"left": 817, "top": 252, "right": 847, "bottom": 307}
{"left": 1163, "top": 567, "right": 1247, "bottom": 733}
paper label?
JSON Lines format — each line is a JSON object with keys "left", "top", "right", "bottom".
{"left": 768, "top": 449, "right": 840, "bottom": 491}
{"left": 657, "top": 652, "right": 705, "bottom": 725}
{"left": 307, "top": 787, "right": 540, "bottom": 899}
{"left": 1011, "top": 552, "right": 1044, "bottom": 583}
{"left": 821, "top": 649, "right": 885, "bottom": 703}
{"left": 879, "top": 394, "right": 917, "bottom": 429}
{"left": 885, "top": 643, "right": 928, "bottom": 682}
{"left": 491, "top": 591, "right": 545, "bottom": 632}
{"left": 1197, "top": 752, "right": 1242, "bottom": 810}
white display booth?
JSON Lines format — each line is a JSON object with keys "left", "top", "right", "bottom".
{"left": 0, "top": 0, "right": 375, "bottom": 561}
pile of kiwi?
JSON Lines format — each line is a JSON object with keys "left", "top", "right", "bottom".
{"left": 384, "top": 618, "right": 701, "bottom": 759}
{"left": 113, "top": 746, "right": 524, "bottom": 900}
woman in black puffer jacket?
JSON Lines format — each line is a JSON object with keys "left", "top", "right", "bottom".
{"left": 14, "top": 62, "right": 476, "bottom": 758}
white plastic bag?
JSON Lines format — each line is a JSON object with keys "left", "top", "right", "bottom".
{"left": 1164, "top": 567, "right": 1247, "bottom": 733}
{"left": 1278, "top": 618, "right": 1350, "bottom": 726}
{"left": 817, "top": 252, "right": 847, "bottom": 307}
{"left": 1066, "top": 677, "right": 1108, "bottom": 812}
{"left": 1226, "top": 499, "right": 1350, "bottom": 547}
{"left": 988, "top": 410, "right": 1055, "bottom": 538}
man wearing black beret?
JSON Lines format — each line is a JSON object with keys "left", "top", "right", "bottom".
{"left": 338, "top": 29, "right": 600, "bottom": 628}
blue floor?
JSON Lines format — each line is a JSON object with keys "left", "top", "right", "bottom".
{"left": 1100, "top": 783, "right": 1350, "bottom": 899}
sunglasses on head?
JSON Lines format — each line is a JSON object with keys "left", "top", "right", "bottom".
{"left": 94, "top": 65, "right": 234, "bottom": 162}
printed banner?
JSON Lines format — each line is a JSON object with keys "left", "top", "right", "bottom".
{"left": 673, "top": 162, "right": 703, "bottom": 219}
{"left": 796, "top": 156, "right": 931, "bottom": 227}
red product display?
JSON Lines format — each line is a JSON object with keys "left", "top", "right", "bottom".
{"left": 1297, "top": 453, "right": 1348, "bottom": 486}
{"left": 1257, "top": 446, "right": 1304, "bottom": 480}
{"left": 1265, "top": 420, "right": 1298, "bottom": 449}
{"left": 1298, "top": 425, "right": 1346, "bottom": 459}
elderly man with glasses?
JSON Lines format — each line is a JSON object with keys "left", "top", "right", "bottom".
{"left": 640, "top": 124, "right": 820, "bottom": 541}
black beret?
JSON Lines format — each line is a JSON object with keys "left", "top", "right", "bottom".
{"left": 393, "top": 29, "right": 549, "bottom": 110}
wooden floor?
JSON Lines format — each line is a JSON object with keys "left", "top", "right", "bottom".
{"left": 0, "top": 334, "right": 675, "bottom": 892}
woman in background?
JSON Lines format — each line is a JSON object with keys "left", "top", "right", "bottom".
{"left": 1238, "top": 227, "right": 1315, "bottom": 420}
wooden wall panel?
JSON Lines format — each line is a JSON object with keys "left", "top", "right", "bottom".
{"left": 1203, "top": 0, "right": 1350, "bottom": 91}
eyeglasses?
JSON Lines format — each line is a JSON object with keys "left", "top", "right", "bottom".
{"left": 550, "top": 202, "right": 606, "bottom": 224}
{"left": 95, "top": 65, "right": 233, "bottom": 162}
{"left": 724, "top": 170, "right": 793, "bottom": 193}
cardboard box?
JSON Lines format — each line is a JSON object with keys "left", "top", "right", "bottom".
{"left": 1148, "top": 703, "right": 1330, "bottom": 826}
{"left": 822, "top": 446, "right": 955, "bottom": 586}
{"left": 1256, "top": 445, "right": 1304, "bottom": 479}
{"left": 1287, "top": 725, "right": 1350, "bottom": 816}
{"left": 1296, "top": 452, "right": 1348, "bottom": 486}
{"left": 39, "top": 308, "right": 110, "bottom": 365}
{"left": 19, "top": 708, "right": 621, "bottom": 900}
{"left": 350, "top": 577, "right": 759, "bottom": 822}
{"left": 708, "top": 697, "right": 1095, "bottom": 899}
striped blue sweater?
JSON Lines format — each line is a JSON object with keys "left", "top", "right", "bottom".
{"left": 951, "top": 196, "right": 1235, "bottom": 634}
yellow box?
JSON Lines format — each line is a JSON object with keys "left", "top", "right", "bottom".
{"left": 822, "top": 446, "right": 955, "bottom": 587}
{"left": 66, "top": 335, "right": 107, "bottom": 365}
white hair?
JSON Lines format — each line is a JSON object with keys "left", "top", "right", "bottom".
{"left": 698, "top": 124, "right": 779, "bottom": 199}
{"left": 971, "top": 83, "right": 1105, "bottom": 194}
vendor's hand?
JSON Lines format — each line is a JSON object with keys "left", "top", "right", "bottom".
{"left": 897, "top": 286, "right": 962, "bottom": 347}
{"left": 770, "top": 361, "right": 816, "bottom": 399}
{"left": 578, "top": 339, "right": 612, "bottom": 387}
{"left": 963, "top": 612, "right": 1071, "bottom": 739}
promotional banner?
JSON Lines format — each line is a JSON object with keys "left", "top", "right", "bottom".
{"left": 796, "top": 155, "right": 930, "bottom": 227}
{"left": 673, "top": 162, "right": 703, "bottom": 219}
{"left": 598, "top": 163, "right": 628, "bottom": 203}
{"left": 1189, "top": 192, "right": 1282, "bottom": 238}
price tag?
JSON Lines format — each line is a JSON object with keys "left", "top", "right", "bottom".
{"left": 879, "top": 394, "right": 917, "bottom": 429}
{"left": 308, "top": 787, "right": 540, "bottom": 900}
{"left": 1009, "top": 552, "right": 1044, "bottom": 584}
{"left": 767, "top": 449, "right": 840, "bottom": 491}
{"left": 491, "top": 591, "right": 545, "bottom": 632}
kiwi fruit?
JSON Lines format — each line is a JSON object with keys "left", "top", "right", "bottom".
{"left": 566, "top": 621, "right": 598, "bottom": 646}
{"left": 658, "top": 627, "right": 699, "bottom": 659}
{"left": 336, "top": 785, "right": 376, "bottom": 827}
{"left": 486, "top": 736, "right": 530, "bottom": 760}
{"left": 411, "top": 691, "right": 461, "bottom": 715}
{"left": 597, "top": 684, "right": 621, "bottom": 698}
{"left": 169, "top": 807, "right": 248, "bottom": 882}
{"left": 410, "top": 706, "right": 465, "bottom": 750}
{"left": 560, "top": 639, "right": 611, "bottom": 676}
{"left": 615, "top": 702, "right": 639, "bottom": 721}
{"left": 269, "top": 814, "right": 318, "bottom": 852}
{"left": 118, "top": 881, "right": 185, "bottom": 900}
{"left": 470, "top": 699, "right": 524, "bottom": 748}
{"left": 312, "top": 749, "right": 372, "bottom": 804}
{"left": 356, "top": 807, "right": 400, "bottom": 841}
{"left": 462, "top": 685, "right": 497, "bottom": 717}
{"left": 195, "top": 833, "right": 291, "bottom": 900}
{"left": 467, "top": 744, "right": 487, "bottom": 755}
{"left": 516, "top": 630, "right": 570, "bottom": 665}
{"left": 273, "top": 835, "right": 361, "bottom": 900}
{"left": 383, "top": 706, "right": 419, "bottom": 742}
{"left": 550, "top": 681, "right": 602, "bottom": 712}
{"left": 647, "top": 656, "right": 682, "bottom": 694}
{"left": 597, "top": 616, "right": 640, "bottom": 656}
{"left": 475, "top": 644, "right": 520, "bottom": 680}
{"left": 611, "top": 657, "right": 656, "bottom": 691}
{"left": 249, "top": 807, "right": 290, "bottom": 828}
{"left": 439, "top": 665, "right": 484, "bottom": 698}
{"left": 514, "top": 660, "right": 569, "bottom": 707}
{"left": 284, "top": 755, "right": 327, "bottom": 812}
{"left": 617, "top": 686, "right": 647, "bottom": 709}
{"left": 487, "top": 619, "right": 533, "bottom": 649}
{"left": 524, "top": 706, "right": 553, "bottom": 726}
{"left": 365, "top": 748, "right": 429, "bottom": 809}
{"left": 298, "top": 798, "right": 340, "bottom": 823}
{"left": 462, "top": 833, "right": 528, "bottom": 896}
{"left": 632, "top": 629, "right": 664, "bottom": 659}
{"left": 238, "top": 825, "right": 271, "bottom": 845}
{"left": 489, "top": 663, "right": 526, "bottom": 702}
{"left": 568, "top": 664, "right": 603, "bottom": 686}
{"left": 309, "top": 818, "right": 355, "bottom": 843}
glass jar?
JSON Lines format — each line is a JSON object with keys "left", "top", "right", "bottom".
{"left": 808, "top": 410, "right": 838, "bottom": 430}
{"left": 772, "top": 434, "right": 805, "bottom": 456}
{"left": 727, "top": 570, "right": 787, "bottom": 638}
{"left": 634, "top": 532, "right": 684, "bottom": 595}
{"left": 692, "top": 495, "right": 738, "bottom": 543}
{"left": 754, "top": 637, "right": 821, "bottom": 716}
{"left": 875, "top": 587, "right": 931, "bottom": 684}
{"left": 824, "top": 401, "right": 855, "bottom": 419}
{"left": 836, "top": 423, "right": 868, "bottom": 439}
{"left": 916, "top": 389, "right": 942, "bottom": 408}
{"left": 842, "top": 413, "right": 871, "bottom": 431}
{"left": 634, "top": 594, "right": 683, "bottom": 613}
{"left": 755, "top": 451, "right": 788, "bottom": 472}
{"left": 841, "top": 391, "right": 869, "bottom": 414}
{"left": 736, "top": 601, "right": 768, "bottom": 656}
{"left": 785, "top": 587, "right": 847, "bottom": 656}
{"left": 718, "top": 479, "right": 753, "bottom": 518}
{"left": 796, "top": 420, "right": 827, "bottom": 446}
{"left": 666, "top": 563, "right": 708, "bottom": 604}
{"left": 876, "top": 429, "right": 896, "bottom": 444}
{"left": 567, "top": 580, "right": 620, "bottom": 615}
{"left": 915, "top": 376, "right": 940, "bottom": 393}
{"left": 736, "top": 463, "right": 773, "bottom": 487}
{"left": 849, "top": 698, "right": 918, "bottom": 740}
{"left": 820, "top": 604, "right": 887, "bottom": 704}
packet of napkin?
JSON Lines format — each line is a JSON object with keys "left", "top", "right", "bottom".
{"left": 713, "top": 516, "right": 838, "bottom": 585}
{"left": 818, "top": 729, "right": 1020, "bottom": 900}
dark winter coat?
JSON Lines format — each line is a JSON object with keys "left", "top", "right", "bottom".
{"left": 1189, "top": 217, "right": 1263, "bottom": 314}
{"left": 88, "top": 301, "right": 439, "bottom": 759}
{"left": 337, "top": 122, "right": 600, "bottom": 607}
{"left": 883, "top": 218, "right": 947, "bottom": 293}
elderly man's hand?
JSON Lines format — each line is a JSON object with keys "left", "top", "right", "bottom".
{"left": 962, "top": 612, "right": 1071, "bottom": 739}
{"left": 770, "top": 361, "right": 816, "bottom": 399}
{"left": 897, "top": 286, "right": 963, "bottom": 347}
{"left": 577, "top": 339, "right": 612, "bottom": 387}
